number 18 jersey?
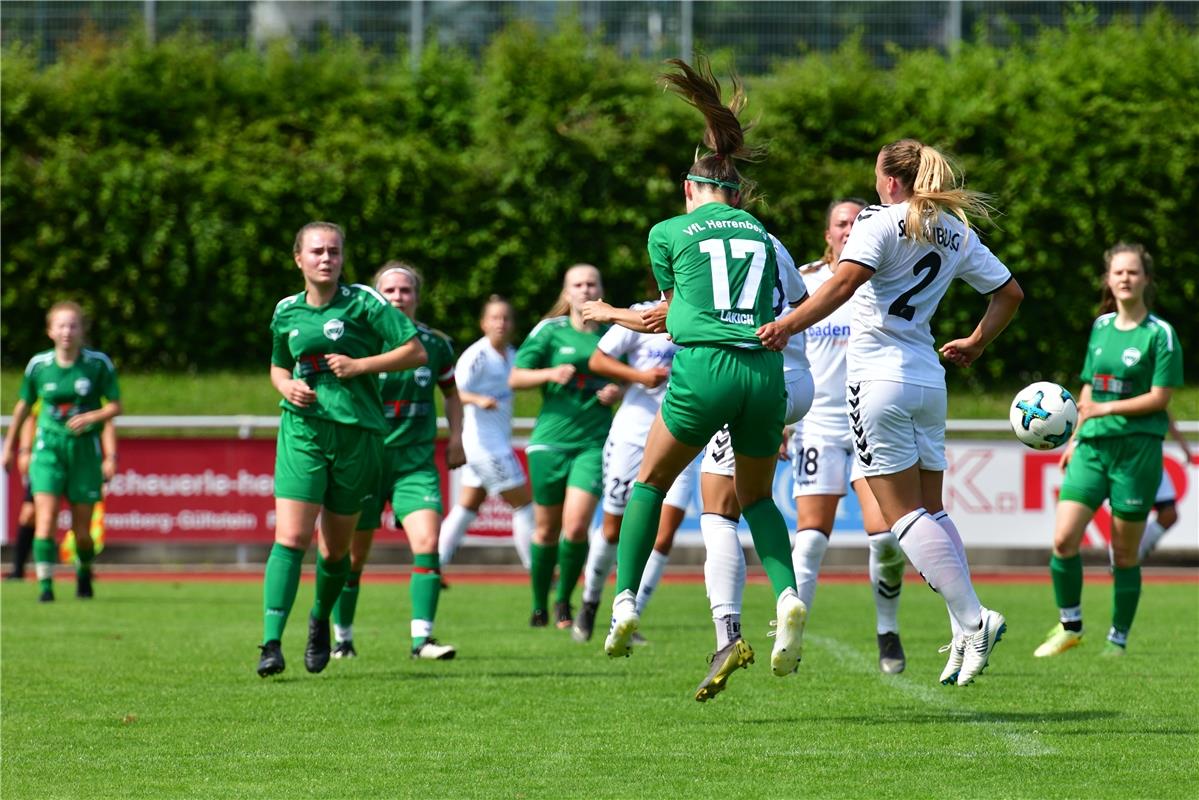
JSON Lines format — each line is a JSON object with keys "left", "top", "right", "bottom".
{"left": 839, "top": 203, "right": 1012, "bottom": 389}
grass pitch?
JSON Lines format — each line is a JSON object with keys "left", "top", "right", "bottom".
{"left": 2, "top": 574, "right": 1197, "bottom": 799}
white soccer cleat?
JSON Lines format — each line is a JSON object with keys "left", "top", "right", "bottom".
{"left": 768, "top": 588, "right": 807, "bottom": 677}
{"left": 957, "top": 607, "right": 1007, "bottom": 686}
{"left": 411, "top": 638, "right": 456, "bottom": 660}
{"left": 938, "top": 636, "right": 966, "bottom": 685}
{"left": 604, "top": 589, "right": 639, "bottom": 658}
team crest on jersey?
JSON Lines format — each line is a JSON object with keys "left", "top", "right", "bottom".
{"left": 290, "top": 329, "right": 300, "bottom": 338}
{"left": 74, "top": 378, "right": 91, "bottom": 396}
{"left": 323, "top": 319, "right": 345, "bottom": 341}
{"left": 341, "top": 286, "right": 351, "bottom": 297}
{"left": 1121, "top": 347, "right": 1141, "bottom": 367}
{"left": 414, "top": 366, "right": 432, "bottom": 387}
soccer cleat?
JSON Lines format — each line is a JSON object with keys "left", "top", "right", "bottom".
{"left": 877, "top": 631, "right": 906, "bottom": 674}
{"left": 38, "top": 588, "right": 55, "bottom": 603}
{"left": 694, "top": 639, "right": 755, "bottom": 703}
{"left": 331, "top": 640, "right": 357, "bottom": 659}
{"left": 957, "top": 607, "right": 1006, "bottom": 686}
{"left": 604, "top": 589, "right": 639, "bottom": 658}
{"left": 554, "top": 600, "right": 573, "bottom": 630}
{"left": 1100, "top": 640, "right": 1126, "bottom": 658}
{"left": 768, "top": 588, "right": 807, "bottom": 677}
{"left": 572, "top": 600, "right": 599, "bottom": 643}
{"left": 1033, "top": 623, "right": 1083, "bottom": 658}
{"left": 5, "top": 571, "right": 26, "bottom": 581}
{"left": 412, "top": 638, "right": 457, "bottom": 660}
{"left": 257, "top": 640, "right": 285, "bottom": 677}
{"left": 631, "top": 631, "right": 649, "bottom": 646}
{"left": 76, "top": 572, "right": 94, "bottom": 599}
{"left": 529, "top": 608, "right": 549, "bottom": 628}
{"left": 939, "top": 636, "right": 966, "bottom": 685}
{"left": 304, "top": 615, "right": 332, "bottom": 674}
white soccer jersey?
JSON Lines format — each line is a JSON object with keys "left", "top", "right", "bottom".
{"left": 799, "top": 260, "right": 852, "bottom": 441}
{"left": 770, "top": 234, "right": 810, "bottom": 378}
{"left": 455, "top": 336, "right": 517, "bottom": 458}
{"left": 599, "top": 301, "right": 679, "bottom": 443}
{"left": 839, "top": 203, "right": 1012, "bottom": 389}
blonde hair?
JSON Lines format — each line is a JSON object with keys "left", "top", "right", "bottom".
{"left": 373, "top": 260, "right": 422, "bottom": 300}
{"left": 544, "top": 264, "right": 602, "bottom": 320}
{"left": 46, "top": 300, "right": 86, "bottom": 331}
{"left": 879, "top": 139, "right": 993, "bottom": 245}
{"left": 293, "top": 221, "right": 345, "bottom": 254}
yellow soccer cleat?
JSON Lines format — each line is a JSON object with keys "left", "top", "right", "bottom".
{"left": 1033, "top": 623, "right": 1083, "bottom": 658}
{"left": 694, "top": 639, "right": 755, "bottom": 703}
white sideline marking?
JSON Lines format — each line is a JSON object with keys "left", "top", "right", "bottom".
{"left": 807, "top": 633, "right": 1054, "bottom": 757}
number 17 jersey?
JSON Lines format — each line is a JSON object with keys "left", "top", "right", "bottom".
{"left": 839, "top": 202, "right": 1012, "bottom": 389}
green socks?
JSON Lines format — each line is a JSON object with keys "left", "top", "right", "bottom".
{"left": 556, "top": 539, "right": 589, "bottom": 605}
{"left": 311, "top": 551, "right": 350, "bottom": 621}
{"left": 262, "top": 543, "right": 304, "bottom": 643}
{"left": 333, "top": 569, "right": 364, "bottom": 629}
{"left": 1050, "top": 553, "right": 1084, "bottom": 610}
{"left": 411, "top": 553, "right": 441, "bottom": 648}
{"left": 1111, "top": 564, "right": 1142, "bottom": 640}
{"left": 33, "top": 538, "right": 57, "bottom": 594}
{"left": 530, "top": 542, "right": 557, "bottom": 613}
{"left": 742, "top": 498, "right": 797, "bottom": 598}
{"left": 615, "top": 482, "right": 665, "bottom": 595}
{"left": 75, "top": 540, "right": 96, "bottom": 578}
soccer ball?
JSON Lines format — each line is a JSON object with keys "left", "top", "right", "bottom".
{"left": 1009, "top": 381, "right": 1078, "bottom": 450}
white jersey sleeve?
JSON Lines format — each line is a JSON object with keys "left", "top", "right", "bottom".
{"left": 770, "top": 235, "right": 810, "bottom": 378}
{"left": 456, "top": 337, "right": 516, "bottom": 459}
{"left": 956, "top": 234, "right": 1013, "bottom": 295}
{"left": 605, "top": 302, "right": 680, "bottom": 444}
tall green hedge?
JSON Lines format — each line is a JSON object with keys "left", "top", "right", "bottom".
{"left": 3, "top": 11, "right": 1196, "bottom": 388}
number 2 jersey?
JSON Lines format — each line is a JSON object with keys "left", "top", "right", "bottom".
{"left": 838, "top": 202, "right": 1012, "bottom": 389}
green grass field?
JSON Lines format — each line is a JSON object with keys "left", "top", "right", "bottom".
{"left": 3, "top": 576, "right": 1196, "bottom": 798}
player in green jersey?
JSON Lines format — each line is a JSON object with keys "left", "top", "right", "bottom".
{"left": 511, "top": 264, "right": 621, "bottom": 629}
{"left": 329, "top": 262, "right": 465, "bottom": 661}
{"left": 1035, "top": 243, "right": 1183, "bottom": 658}
{"left": 603, "top": 58, "right": 806, "bottom": 684}
{"left": 3, "top": 302, "right": 120, "bottom": 602}
{"left": 257, "top": 222, "right": 428, "bottom": 678}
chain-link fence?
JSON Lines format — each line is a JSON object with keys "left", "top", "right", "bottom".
{"left": 4, "top": 1, "right": 1197, "bottom": 70}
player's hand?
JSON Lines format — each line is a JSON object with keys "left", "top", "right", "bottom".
{"left": 778, "top": 427, "right": 793, "bottom": 461}
{"left": 1058, "top": 441, "right": 1075, "bottom": 470}
{"left": 1, "top": 447, "right": 13, "bottom": 473}
{"left": 476, "top": 395, "right": 499, "bottom": 410}
{"left": 102, "top": 455, "right": 118, "bottom": 481}
{"left": 324, "top": 353, "right": 363, "bottom": 379}
{"left": 66, "top": 411, "right": 95, "bottom": 433}
{"left": 283, "top": 379, "right": 318, "bottom": 407}
{"left": 17, "top": 449, "right": 31, "bottom": 475}
{"left": 595, "top": 383, "right": 622, "bottom": 406}
{"left": 548, "top": 364, "right": 576, "bottom": 385}
{"left": 446, "top": 436, "right": 466, "bottom": 470}
{"left": 1076, "top": 400, "right": 1110, "bottom": 425}
{"left": 939, "top": 337, "right": 985, "bottom": 368}
{"left": 640, "top": 367, "right": 671, "bottom": 389}
{"left": 581, "top": 300, "right": 615, "bottom": 324}
{"left": 755, "top": 321, "right": 789, "bottom": 351}
{"left": 640, "top": 303, "right": 668, "bottom": 333}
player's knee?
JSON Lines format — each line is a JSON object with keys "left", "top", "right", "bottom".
{"left": 1155, "top": 504, "right": 1178, "bottom": 530}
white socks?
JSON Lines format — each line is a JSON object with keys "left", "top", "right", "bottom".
{"left": 334, "top": 623, "right": 353, "bottom": 644}
{"left": 790, "top": 528, "right": 828, "bottom": 615}
{"left": 931, "top": 510, "right": 971, "bottom": 637}
{"left": 582, "top": 534, "right": 616, "bottom": 605}
{"left": 868, "top": 531, "right": 905, "bottom": 634}
{"left": 511, "top": 503, "right": 534, "bottom": 570}
{"left": 701, "top": 513, "right": 745, "bottom": 620}
{"left": 636, "top": 549, "right": 668, "bottom": 614}
{"left": 438, "top": 505, "right": 477, "bottom": 566}
{"left": 893, "top": 507, "right": 981, "bottom": 633}
{"left": 1138, "top": 518, "right": 1166, "bottom": 561}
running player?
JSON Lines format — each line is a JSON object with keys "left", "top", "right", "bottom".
{"left": 789, "top": 198, "right": 908, "bottom": 674}
{"left": 604, "top": 58, "right": 805, "bottom": 686}
{"left": 330, "top": 263, "right": 464, "bottom": 661}
{"left": 1136, "top": 413, "right": 1192, "bottom": 560}
{"left": 3, "top": 301, "right": 121, "bottom": 602}
{"left": 1035, "top": 243, "right": 1183, "bottom": 657}
{"left": 5, "top": 415, "right": 38, "bottom": 581}
{"left": 257, "top": 222, "right": 427, "bottom": 678}
{"left": 438, "top": 296, "right": 535, "bottom": 572}
{"left": 510, "top": 264, "right": 620, "bottom": 628}
{"left": 760, "top": 139, "right": 1025, "bottom": 686}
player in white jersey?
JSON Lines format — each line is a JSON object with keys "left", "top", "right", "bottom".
{"left": 571, "top": 299, "right": 701, "bottom": 643}
{"left": 760, "top": 139, "right": 1024, "bottom": 687}
{"left": 438, "top": 296, "right": 536, "bottom": 571}
{"left": 788, "top": 198, "right": 909, "bottom": 675}
{"left": 1134, "top": 412, "right": 1192, "bottom": 560}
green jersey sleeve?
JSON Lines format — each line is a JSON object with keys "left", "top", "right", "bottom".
{"left": 1150, "top": 316, "right": 1183, "bottom": 388}
{"left": 270, "top": 295, "right": 300, "bottom": 370}
{"left": 19, "top": 358, "right": 40, "bottom": 404}
{"left": 97, "top": 352, "right": 120, "bottom": 402}
{"left": 365, "top": 287, "right": 418, "bottom": 350}
{"left": 514, "top": 321, "right": 554, "bottom": 369}
{"left": 649, "top": 223, "right": 675, "bottom": 293}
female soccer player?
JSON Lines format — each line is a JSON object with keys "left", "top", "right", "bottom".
{"left": 510, "top": 264, "right": 620, "bottom": 628}
{"left": 1034, "top": 243, "right": 1182, "bottom": 657}
{"left": 604, "top": 58, "right": 805, "bottom": 683}
{"left": 3, "top": 302, "right": 121, "bottom": 602}
{"left": 438, "top": 296, "right": 535, "bottom": 573}
{"left": 257, "top": 223, "right": 427, "bottom": 678}
{"left": 789, "top": 198, "right": 909, "bottom": 675}
{"left": 760, "top": 139, "right": 1025, "bottom": 686}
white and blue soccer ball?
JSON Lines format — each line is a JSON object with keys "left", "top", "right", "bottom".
{"left": 1009, "top": 381, "right": 1079, "bottom": 450}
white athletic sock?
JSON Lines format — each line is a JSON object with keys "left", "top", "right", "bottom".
{"left": 511, "top": 503, "right": 534, "bottom": 570}
{"left": 1138, "top": 518, "right": 1166, "bottom": 561}
{"left": 893, "top": 507, "right": 981, "bottom": 632}
{"left": 636, "top": 549, "right": 669, "bottom": 615}
{"left": 438, "top": 505, "right": 477, "bottom": 565}
{"left": 334, "top": 623, "right": 353, "bottom": 644}
{"left": 582, "top": 535, "right": 616, "bottom": 605}
{"left": 931, "top": 510, "right": 970, "bottom": 637}
{"left": 411, "top": 618, "right": 433, "bottom": 640}
{"left": 715, "top": 614, "right": 742, "bottom": 650}
{"left": 700, "top": 513, "right": 745, "bottom": 621}
{"left": 790, "top": 528, "right": 828, "bottom": 616}
{"left": 868, "top": 530, "right": 905, "bottom": 635}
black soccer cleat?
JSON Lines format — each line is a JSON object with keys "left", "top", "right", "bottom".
{"left": 571, "top": 600, "right": 599, "bottom": 643}
{"left": 257, "top": 640, "right": 285, "bottom": 677}
{"left": 304, "top": 615, "right": 332, "bottom": 674}
{"left": 877, "top": 631, "right": 906, "bottom": 674}
{"left": 38, "top": 588, "right": 55, "bottom": 603}
{"left": 331, "top": 640, "right": 357, "bottom": 660}
{"left": 76, "top": 572, "right": 94, "bottom": 599}
{"left": 530, "top": 608, "right": 549, "bottom": 628}
{"left": 554, "top": 600, "right": 573, "bottom": 630}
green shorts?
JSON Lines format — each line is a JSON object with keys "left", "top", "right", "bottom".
{"left": 357, "top": 454, "right": 443, "bottom": 530}
{"left": 526, "top": 443, "right": 603, "bottom": 506}
{"left": 29, "top": 428, "right": 103, "bottom": 504}
{"left": 273, "top": 412, "right": 383, "bottom": 517}
{"left": 660, "top": 345, "right": 785, "bottom": 459}
{"left": 1059, "top": 434, "right": 1163, "bottom": 522}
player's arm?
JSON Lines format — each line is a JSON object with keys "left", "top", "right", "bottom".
{"left": 758, "top": 262, "right": 871, "bottom": 350}
{"left": 1166, "top": 411, "right": 1194, "bottom": 462}
{"left": 2, "top": 399, "right": 32, "bottom": 471}
{"left": 1059, "top": 383, "right": 1092, "bottom": 469}
{"left": 326, "top": 338, "right": 427, "bottom": 379}
{"left": 438, "top": 358, "right": 466, "bottom": 469}
{"left": 101, "top": 418, "right": 119, "bottom": 481}
{"left": 16, "top": 416, "right": 35, "bottom": 475}
{"left": 588, "top": 349, "right": 669, "bottom": 389}
{"left": 939, "top": 278, "right": 1025, "bottom": 368}
{"left": 582, "top": 300, "right": 654, "bottom": 333}
{"left": 457, "top": 390, "right": 497, "bottom": 409}
{"left": 1081, "top": 386, "right": 1172, "bottom": 420}
{"left": 272, "top": 364, "right": 316, "bottom": 408}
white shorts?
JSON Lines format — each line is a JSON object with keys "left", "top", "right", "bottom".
{"left": 784, "top": 371, "right": 815, "bottom": 427}
{"left": 459, "top": 449, "right": 527, "bottom": 494}
{"left": 602, "top": 435, "right": 698, "bottom": 514}
{"left": 789, "top": 428, "right": 863, "bottom": 497}
{"left": 701, "top": 426, "right": 736, "bottom": 477}
{"left": 849, "top": 379, "right": 947, "bottom": 477}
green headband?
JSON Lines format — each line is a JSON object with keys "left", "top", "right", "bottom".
{"left": 686, "top": 174, "right": 741, "bottom": 191}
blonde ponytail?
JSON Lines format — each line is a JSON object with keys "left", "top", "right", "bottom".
{"left": 880, "top": 140, "right": 994, "bottom": 245}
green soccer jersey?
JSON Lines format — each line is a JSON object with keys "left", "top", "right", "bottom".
{"left": 514, "top": 316, "right": 612, "bottom": 447}
{"left": 380, "top": 321, "right": 456, "bottom": 473}
{"left": 19, "top": 349, "right": 120, "bottom": 436}
{"left": 271, "top": 283, "right": 417, "bottom": 432}
{"left": 1078, "top": 312, "right": 1183, "bottom": 440}
{"left": 648, "top": 201, "right": 778, "bottom": 348}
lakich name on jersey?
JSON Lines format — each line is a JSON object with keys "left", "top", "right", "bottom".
{"left": 897, "top": 219, "right": 961, "bottom": 251}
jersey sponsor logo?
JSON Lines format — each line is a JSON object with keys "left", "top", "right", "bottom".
{"left": 44, "top": 382, "right": 57, "bottom": 391}
{"left": 1121, "top": 347, "right": 1142, "bottom": 367}
{"left": 558, "top": 346, "right": 576, "bottom": 355}
{"left": 323, "top": 319, "right": 345, "bottom": 341}
{"left": 414, "top": 366, "right": 432, "bottom": 387}
{"left": 74, "top": 377, "right": 91, "bottom": 396}
{"left": 1092, "top": 374, "right": 1128, "bottom": 394}
{"left": 897, "top": 219, "right": 961, "bottom": 251}
{"left": 807, "top": 322, "right": 851, "bottom": 338}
